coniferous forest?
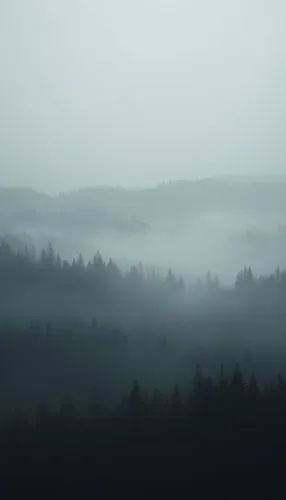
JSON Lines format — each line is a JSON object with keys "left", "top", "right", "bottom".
{"left": 2, "top": 240, "right": 286, "bottom": 497}
{"left": 2, "top": 0, "right": 286, "bottom": 494}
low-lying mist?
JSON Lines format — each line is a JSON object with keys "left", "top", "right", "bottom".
{"left": 2, "top": 178, "right": 286, "bottom": 285}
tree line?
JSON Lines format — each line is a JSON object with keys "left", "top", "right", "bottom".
{"left": 1, "top": 365, "right": 286, "bottom": 498}
{"left": 2, "top": 239, "right": 286, "bottom": 496}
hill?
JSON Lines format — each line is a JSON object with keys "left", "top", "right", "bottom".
{"left": 2, "top": 176, "right": 286, "bottom": 277}
{"left": 55, "top": 176, "right": 286, "bottom": 230}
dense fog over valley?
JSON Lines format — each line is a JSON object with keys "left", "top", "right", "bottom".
{"left": 2, "top": 178, "right": 286, "bottom": 282}
{"left": 1, "top": 0, "right": 286, "bottom": 496}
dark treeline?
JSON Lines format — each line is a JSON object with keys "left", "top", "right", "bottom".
{"left": 2, "top": 239, "right": 286, "bottom": 496}
{"left": 2, "top": 239, "right": 286, "bottom": 407}
{"left": 2, "top": 239, "right": 286, "bottom": 325}
{"left": 1, "top": 367, "right": 286, "bottom": 497}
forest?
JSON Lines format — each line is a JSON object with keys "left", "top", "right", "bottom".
{"left": 3, "top": 179, "right": 286, "bottom": 281}
{"left": 1, "top": 239, "right": 286, "bottom": 497}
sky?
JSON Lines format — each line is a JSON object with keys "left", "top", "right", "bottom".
{"left": 0, "top": 0, "right": 286, "bottom": 193}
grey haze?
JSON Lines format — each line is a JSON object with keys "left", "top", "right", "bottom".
{"left": 0, "top": 0, "right": 286, "bottom": 193}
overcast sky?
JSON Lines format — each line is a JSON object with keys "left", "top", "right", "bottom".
{"left": 0, "top": 0, "right": 285, "bottom": 193}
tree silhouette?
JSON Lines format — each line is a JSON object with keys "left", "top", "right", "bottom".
{"left": 151, "top": 388, "right": 164, "bottom": 418}
{"left": 128, "top": 381, "right": 145, "bottom": 423}
{"left": 169, "top": 384, "right": 183, "bottom": 419}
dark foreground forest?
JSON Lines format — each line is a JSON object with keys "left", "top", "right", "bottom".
{"left": 2, "top": 240, "right": 286, "bottom": 497}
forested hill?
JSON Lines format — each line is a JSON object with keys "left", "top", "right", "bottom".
{"left": 0, "top": 187, "right": 148, "bottom": 237}
{"left": 2, "top": 177, "right": 286, "bottom": 278}
{"left": 2, "top": 239, "right": 286, "bottom": 341}
{"left": 2, "top": 238, "right": 286, "bottom": 411}
{"left": 2, "top": 176, "right": 286, "bottom": 230}
{"left": 3, "top": 238, "right": 286, "bottom": 498}
{"left": 55, "top": 177, "right": 286, "bottom": 226}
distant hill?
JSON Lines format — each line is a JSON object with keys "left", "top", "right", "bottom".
{"left": 2, "top": 174, "right": 286, "bottom": 240}
{"left": 0, "top": 187, "right": 149, "bottom": 238}
{"left": 2, "top": 175, "right": 286, "bottom": 230}
{"left": 54, "top": 176, "right": 286, "bottom": 229}
{"left": 0, "top": 187, "right": 51, "bottom": 214}
{"left": 2, "top": 176, "right": 286, "bottom": 277}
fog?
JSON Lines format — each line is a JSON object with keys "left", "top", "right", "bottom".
{"left": 3, "top": 2, "right": 286, "bottom": 494}
{"left": 1, "top": 0, "right": 286, "bottom": 192}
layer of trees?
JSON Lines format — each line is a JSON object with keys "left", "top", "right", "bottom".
{"left": 1, "top": 239, "right": 286, "bottom": 408}
{"left": 2, "top": 240, "right": 286, "bottom": 496}
{"left": 1, "top": 367, "right": 286, "bottom": 498}
{"left": 2, "top": 240, "right": 286, "bottom": 322}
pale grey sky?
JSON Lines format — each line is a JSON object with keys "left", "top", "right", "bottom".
{"left": 0, "top": 0, "right": 285, "bottom": 193}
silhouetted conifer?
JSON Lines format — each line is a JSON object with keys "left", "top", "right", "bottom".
{"left": 230, "top": 363, "right": 245, "bottom": 395}
{"left": 128, "top": 380, "right": 145, "bottom": 422}
{"left": 169, "top": 384, "right": 182, "bottom": 418}
{"left": 248, "top": 372, "right": 260, "bottom": 401}
{"left": 151, "top": 388, "right": 164, "bottom": 418}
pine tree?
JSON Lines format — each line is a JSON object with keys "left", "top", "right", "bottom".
{"left": 47, "top": 242, "right": 56, "bottom": 267}
{"left": 151, "top": 388, "right": 164, "bottom": 418}
{"left": 128, "top": 380, "right": 145, "bottom": 422}
{"left": 248, "top": 372, "right": 260, "bottom": 402}
{"left": 89, "top": 392, "right": 101, "bottom": 421}
{"left": 218, "top": 364, "right": 228, "bottom": 395}
{"left": 56, "top": 254, "right": 62, "bottom": 269}
{"left": 59, "top": 400, "right": 77, "bottom": 425}
{"left": 169, "top": 384, "right": 182, "bottom": 419}
{"left": 76, "top": 254, "right": 85, "bottom": 269}
{"left": 230, "top": 363, "right": 245, "bottom": 395}
{"left": 193, "top": 364, "right": 203, "bottom": 396}
{"left": 36, "top": 402, "right": 51, "bottom": 428}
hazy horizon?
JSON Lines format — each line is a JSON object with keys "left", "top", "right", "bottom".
{"left": 2, "top": 172, "right": 286, "bottom": 197}
{"left": 2, "top": 3, "right": 286, "bottom": 488}
{"left": 1, "top": 0, "right": 286, "bottom": 193}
